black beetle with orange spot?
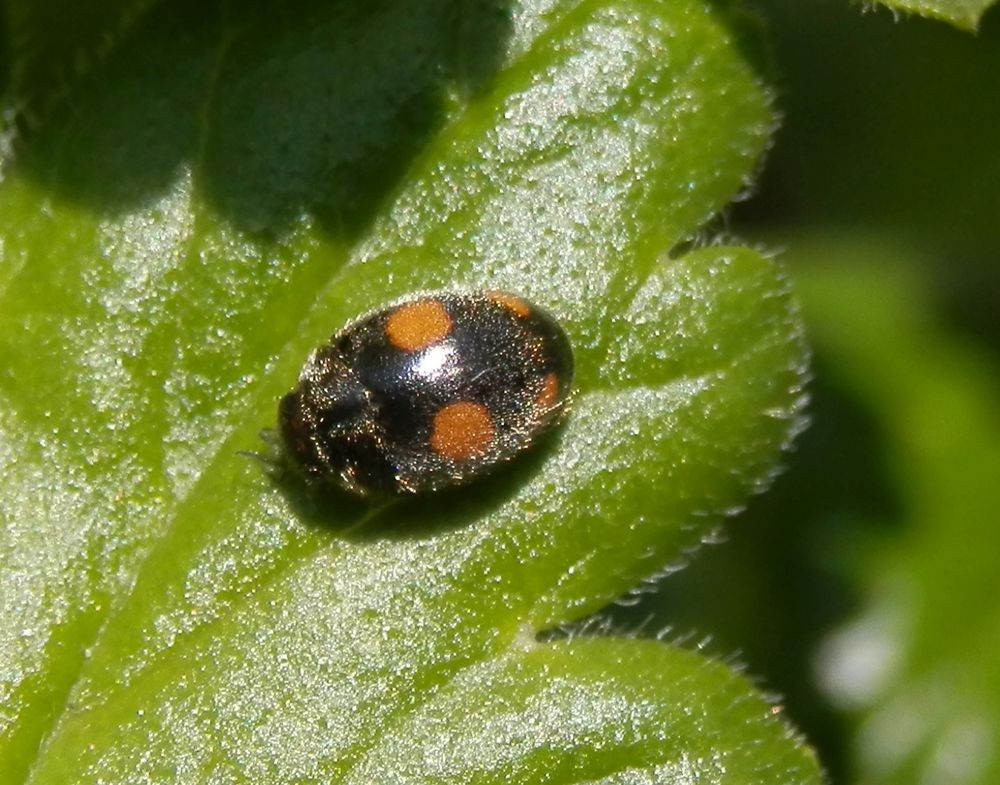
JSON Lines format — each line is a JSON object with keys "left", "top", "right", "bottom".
{"left": 277, "top": 291, "right": 573, "bottom": 496}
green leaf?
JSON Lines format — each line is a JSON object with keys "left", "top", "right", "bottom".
{"left": 795, "top": 240, "right": 1000, "bottom": 785}
{"left": 868, "top": 0, "right": 996, "bottom": 31}
{"left": 1, "top": 0, "right": 149, "bottom": 119}
{"left": 344, "top": 638, "right": 820, "bottom": 784}
{"left": 0, "top": 0, "right": 816, "bottom": 781}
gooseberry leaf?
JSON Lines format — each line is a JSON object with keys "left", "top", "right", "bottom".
{"left": 0, "top": 0, "right": 817, "bottom": 782}
{"left": 869, "top": 0, "right": 996, "bottom": 31}
{"left": 1, "top": 0, "right": 150, "bottom": 120}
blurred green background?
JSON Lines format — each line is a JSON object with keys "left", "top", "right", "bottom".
{"left": 605, "top": 3, "right": 1000, "bottom": 784}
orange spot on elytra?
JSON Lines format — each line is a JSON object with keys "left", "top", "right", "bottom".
{"left": 488, "top": 291, "right": 531, "bottom": 318}
{"left": 385, "top": 300, "right": 451, "bottom": 352}
{"left": 536, "top": 372, "right": 561, "bottom": 412}
{"left": 430, "top": 402, "right": 494, "bottom": 461}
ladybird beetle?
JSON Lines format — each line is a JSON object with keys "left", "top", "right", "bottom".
{"left": 277, "top": 291, "right": 573, "bottom": 496}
